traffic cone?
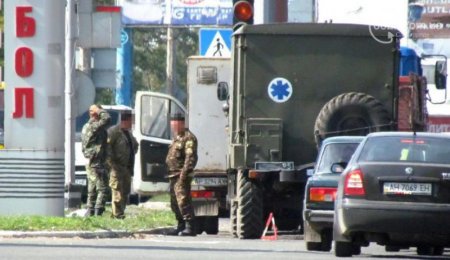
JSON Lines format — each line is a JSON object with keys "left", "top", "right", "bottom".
{"left": 261, "top": 212, "right": 278, "bottom": 240}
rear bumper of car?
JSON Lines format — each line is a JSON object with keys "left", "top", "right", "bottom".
{"left": 304, "top": 208, "right": 334, "bottom": 243}
{"left": 336, "top": 198, "right": 450, "bottom": 243}
{"left": 304, "top": 208, "right": 334, "bottom": 224}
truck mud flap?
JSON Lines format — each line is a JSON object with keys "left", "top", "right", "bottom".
{"left": 192, "top": 199, "right": 219, "bottom": 216}
{"left": 279, "top": 170, "right": 307, "bottom": 183}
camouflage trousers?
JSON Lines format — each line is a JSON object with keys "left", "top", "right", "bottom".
{"left": 169, "top": 174, "right": 194, "bottom": 221}
{"left": 86, "top": 164, "right": 108, "bottom": 210}
{"left": 109, "top": 163, "right": 132, "bottom": 218}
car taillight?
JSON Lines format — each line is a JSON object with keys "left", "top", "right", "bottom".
{"left": 309, "top": 187, "right": 337, "bottom": 202}
{"left": 344, "top": 169, "right": 365, "bottom": 196}
{"left": 191, "top": 190, "right": 215, "bottom": 198}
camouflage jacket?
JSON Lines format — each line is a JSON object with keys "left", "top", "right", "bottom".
{"left": 81, "top": 110, "right": 111, "bottom": 166}
{"left": 165, "top": 129, "right": 198, "bottom": 176}
{"left": 107, "top": 124, "right": 139, "bottom": 169}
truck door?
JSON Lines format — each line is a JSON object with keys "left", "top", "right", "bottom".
{"left": 133, "top": 91, "right": 186, "bottom": 193}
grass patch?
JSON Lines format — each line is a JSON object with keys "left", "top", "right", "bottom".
{"left": 147, "top": 192, "right": 170, "bottom": 202}
{"left": 0, "top": 206, "right": 175, "bottom": 232}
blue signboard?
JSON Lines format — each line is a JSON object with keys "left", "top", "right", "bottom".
{"left": 119, "top": 0, "right": 233, "bottom": 26}
{"left": 199, "top": 28, "right": 232, "bottom": 57}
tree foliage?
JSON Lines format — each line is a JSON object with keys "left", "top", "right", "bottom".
{"left": 95, "top": 27, "right": 199, "bottom": 105}
{"left": 133, "top": 27, "right": 199, "bottom": 95}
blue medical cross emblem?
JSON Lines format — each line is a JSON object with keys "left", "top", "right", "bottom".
{"left": 267, "top": 77, "right": 293, "bottom": 103}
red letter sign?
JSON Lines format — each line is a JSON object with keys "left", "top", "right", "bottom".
{"left": 15, "top": 47, "right": 33, "bottom": 77}
{"left": 13, "top": 88, "right": 34, "bottom": 118}
{"left": 16, "top": 6, "right": 36, "bottom": 37}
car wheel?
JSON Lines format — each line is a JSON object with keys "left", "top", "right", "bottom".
{"left": 335, "top": 241, "right": 354, "bottom": 257}
{"left": 204, "top": 216, "right": 219, "bottom": 235}
{"left": 321, "top": 229, "right": 333, "bottom": 252}
{"left": 194, "top": 217, "right": 204, "bottom": 235}
{"left": 433, "top": 246, "right": 444, "bottom": 256}
{"left": 314, "top": 92, "right": 391, "bottom": 147}
{"left": 417, "top": 245, "right": 433, "bottom": 255}
{"left": 385, "top": 245, "right": 401, "bottom": 252}
{"left": 306, "top": 242, "right": 322, "bottom": 251}
{"left": 352, "top": 245, "right": 361, "bottom": 255}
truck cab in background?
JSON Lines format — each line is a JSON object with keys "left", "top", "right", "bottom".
{"left": 133, "top": 57, "right": 230, "bottom": 235}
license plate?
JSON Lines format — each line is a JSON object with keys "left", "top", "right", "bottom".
{"left": 383, "top": 182, "right": 432, "bottom": 195}
{"left": 192, "top": 177, "right": 227, "bottom": 187}
{"left": 75, "top": 178, "right": 87, "bottom": 186}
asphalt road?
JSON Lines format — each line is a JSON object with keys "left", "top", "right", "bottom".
{"left": 1, "top": 218, "right": 450, "bottom": 259}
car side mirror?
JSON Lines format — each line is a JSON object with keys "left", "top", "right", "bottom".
{"left": 217, "top": 82, "right": 229, "bottom": 101}
{"left": 435, "top": 60, "right": 447, "bottom": 90}
{"left": 331, "top": 162, "right": 347, "bottom": 173}
{"left": 306, "top": 168, "right": 314, "bottom": 177}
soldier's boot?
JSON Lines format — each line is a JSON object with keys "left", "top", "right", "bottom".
{"left": 86, "top": 207, "right": 95, "bottom": 217}
{"left": 94, "top": 207, "right": 105, "bottom": 216}
{"left": 167, "top": 220, "right": 185, "bottom": 236}
{"left": 178, "top": 220, "right": 196, "bottom": 237}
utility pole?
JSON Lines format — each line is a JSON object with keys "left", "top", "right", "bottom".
{"left": 255, "top": 0, "right": 288, "bottom": 23}
{"left": 166, "top": 26, "right": 175, "bottom": 95}
{"left": 65, "top": 0, "right": 76, "bottom": 186}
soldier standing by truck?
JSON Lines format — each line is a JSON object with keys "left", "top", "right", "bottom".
{"left": 107, "top": 110, "right": 139, "bottom": 219}
{"left": 166, "top": 114, "right": 198, "bottom": 236}
{"left": 81, "top": 104, "right": 111, "bottom": 216}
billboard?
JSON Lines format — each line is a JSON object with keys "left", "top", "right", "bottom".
{"left": 409, "top": 0, "right": 450, "bottom": 39}
{"left": 119, "top": 0, "right": 233, "bottom": 26}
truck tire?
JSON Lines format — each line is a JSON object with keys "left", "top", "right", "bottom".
{"left": 194, "top": 217, "right": 204, "bottom": 235}
{"left": 237, "top": 170, "right": 264, "bottom": 239}
{"left": 314, "top": 92, "right": 391, "bottom": 147}
{"left": 230, "top": 200, "right": 238, "bottom": 237}
{"left": 204, "top": 216, "right": 219, "bottom": 235}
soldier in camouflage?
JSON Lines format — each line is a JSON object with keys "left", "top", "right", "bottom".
{"left": 107, "top": 110, "right": 138, "bottom": 219}
{"left": 166, "top": 113, "right": 198, "bottom": 236}
{"left": 81, "top": 104, "right": 111, "bottom": 216}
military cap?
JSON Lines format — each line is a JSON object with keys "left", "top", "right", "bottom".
{"left": 121, "top": 110, "right": 132, "bottom": 120}
{"left": 170, "top": 113, "right": 185, "bottom": 121}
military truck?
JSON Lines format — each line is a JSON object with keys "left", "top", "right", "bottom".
{"left": 217, "top": 23, "right": 446, "bottom": 239}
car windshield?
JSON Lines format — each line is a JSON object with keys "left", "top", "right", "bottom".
{"left": 358, "top": 136, "right": 450, "bottom": 164}
{"left": 316, "top": 142, "right": 360, "bottom": 173}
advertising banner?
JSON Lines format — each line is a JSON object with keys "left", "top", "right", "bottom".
{"left": 119, "top": 0, "right": 233, "bottom": 26}
{"left": 409, "top": 0, "right": 450, "bottom": 39}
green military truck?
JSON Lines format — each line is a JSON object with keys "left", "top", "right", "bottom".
{"left": 218, "top": 23, "right": 433, "bottom": 239}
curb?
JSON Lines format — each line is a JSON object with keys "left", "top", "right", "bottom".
{"left": 0, "top": 227, "right": 174, "bottom": 239}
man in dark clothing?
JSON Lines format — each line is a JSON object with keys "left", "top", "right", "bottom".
{"left": 107, "top": 110, "right": 139, "bottom": 219}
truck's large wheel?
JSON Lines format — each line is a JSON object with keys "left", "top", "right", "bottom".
{"left": 314, "top": 92, "right": 391, "bottom": 146}
{"left": 237, "top": 170, "right": 264, "bottom": 239}
{"left": 204, "top": 216, "right": 219, "bottom": 235}
{"left": 230, "top": 200, "right": 238, "bottom": 237}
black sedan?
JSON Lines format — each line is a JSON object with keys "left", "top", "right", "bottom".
{"left": 334, "top": 132, "right": 450, "bottom": 257}
{"left": 303, "top": 136, "right": 363, "bottom": 252}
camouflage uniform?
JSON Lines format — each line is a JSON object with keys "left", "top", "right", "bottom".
{"left": 166, "top": 130, "right": 198, "bottom": 223}
{"left": 81, "top": 110, "right": 111, "bottom": 215}
{"left": 107, "top": 124, "right": 139, "bottom": 219}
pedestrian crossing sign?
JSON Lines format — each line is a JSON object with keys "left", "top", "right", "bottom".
{"left": 199, "top": 28, "right": 232, "bottom": 57}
